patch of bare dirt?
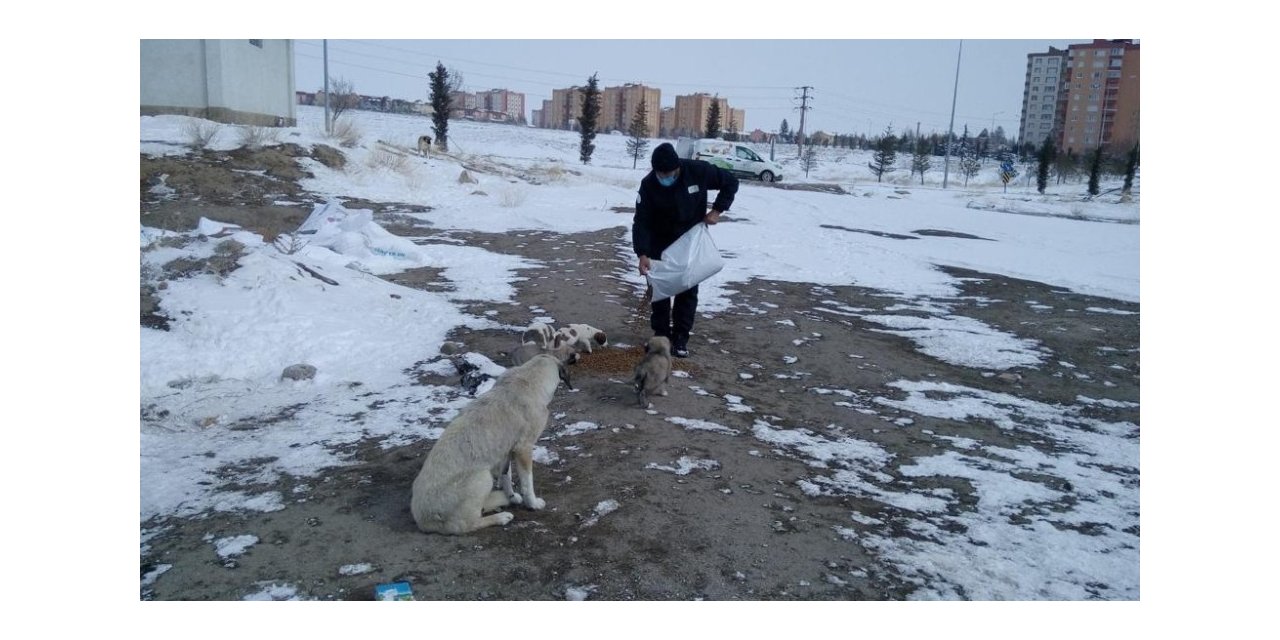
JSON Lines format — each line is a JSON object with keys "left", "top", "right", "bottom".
{"left": 139, "top": 146, "right": 1140, "bottom": 601}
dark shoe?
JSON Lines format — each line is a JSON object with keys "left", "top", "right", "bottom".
{"left": 673, "top": 343, "right": 690, "bottom": 358}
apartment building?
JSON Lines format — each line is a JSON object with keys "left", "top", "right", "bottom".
{"left": 481, "top": 89, "right": 526, "bottom": 123}
{"left": 672, "top": 93, "right": 733, "bottom": 138}
{"left": 660, "top": 107, "right": 676, "bottom": 137}
{"left": 600, "top": 83, "right": 661, "bottom": 134}
{"left": 549, "top": 86, "right": 587, "bottom": 130}
{"left": 1018, "top": 47, "right": 1068, "bottom": 150}
{"left": 537, "top": 86, "right": 746, "bottom": 139}
{"left": 1059, "top": 39, "right": 1140, "bottom": 154}
{"left": 448, "top": 90, "right": 478, "bottom": 117}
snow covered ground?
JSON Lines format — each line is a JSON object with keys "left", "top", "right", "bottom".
{"left": 140, "top": 105, "right": 1140, "bottom": 602}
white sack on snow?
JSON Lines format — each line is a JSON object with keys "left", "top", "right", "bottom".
{"left": 295, "top": 201, "right": 421, "bottom": 261}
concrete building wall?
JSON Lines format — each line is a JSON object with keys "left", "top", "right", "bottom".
{"left": 141, "top": 39, "right": 296, "bottom": 126}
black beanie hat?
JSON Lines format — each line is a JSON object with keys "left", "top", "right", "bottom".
{"left": 652, "top": 142, "right": 680, "bottom": 172}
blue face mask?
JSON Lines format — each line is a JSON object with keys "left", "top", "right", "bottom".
{"left": 657, "top": 173, "right": 677, "bottom": 187}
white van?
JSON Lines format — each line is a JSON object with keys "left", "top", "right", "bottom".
{"left": 675, "top": 138, "right": 784, "bottom": 183}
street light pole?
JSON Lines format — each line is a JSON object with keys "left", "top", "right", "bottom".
{"left": 323, "top": 39, "right": 331, "bottom": 135}
{"left": 942, "top": 40, "right": 963, "bottom": 190}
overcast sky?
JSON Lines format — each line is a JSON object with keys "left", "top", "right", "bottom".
{"left": 293, "top": 39, "right": 1095, "bottom": 140}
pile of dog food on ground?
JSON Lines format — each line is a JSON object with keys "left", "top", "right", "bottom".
{"left": 575, "top": 345, "right": 696, "bottom": 376}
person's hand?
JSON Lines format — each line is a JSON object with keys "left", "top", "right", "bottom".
{"left": 639, "top": 255, "right": 651, "bottom": 276}
{"left": 704, "top": 209, "right": 723, "bottom": 225}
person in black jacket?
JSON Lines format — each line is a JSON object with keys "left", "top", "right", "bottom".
{"left": 633, "top": 142, "right": 739, "bottom": 358}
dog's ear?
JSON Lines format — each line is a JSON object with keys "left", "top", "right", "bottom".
{"left": 553, "top": 333, "right": 568, "bottom": 349}
{"left": 593, "top": 331, "right": 607, "bottom": 345}
{"left": 558, "top": 361, "right": 574, "bottom": 390}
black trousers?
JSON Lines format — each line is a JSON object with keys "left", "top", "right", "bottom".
{"left": 651, "top": 285, "right": 698, "bottom": 343}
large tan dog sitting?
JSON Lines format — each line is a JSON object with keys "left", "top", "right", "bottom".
{"left": 411, "top": 354, "right": 571, "bottom": 534}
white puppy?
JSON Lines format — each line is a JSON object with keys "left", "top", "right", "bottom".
{"left": 510, "top": 337, "right": 579, "bottom": 367}
{"left": 521, "top": 322, "right": 556, "bottom": 348}
{"left": 557, "top": 324, "right": 609, "bottom": 353}
{"left": 410, "top": 354, "right": 572, "bottom": 534}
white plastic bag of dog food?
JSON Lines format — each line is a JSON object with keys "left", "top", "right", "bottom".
{"left": 647, "top": 223, "right": 725, "bottom": 302}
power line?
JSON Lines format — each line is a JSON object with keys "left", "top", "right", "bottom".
{"left": 301, "top": 40, "right": 796, "bottom": 92}
{"left": 297, "top": 41, "right": 1022, "bottom": 135}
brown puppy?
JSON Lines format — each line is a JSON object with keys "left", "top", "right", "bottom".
{"left": 632, "top": 336, "right": 673, "bottom": 409}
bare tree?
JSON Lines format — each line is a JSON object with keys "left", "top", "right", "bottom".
{"left": 328, "top": 77, "right": 360, "bottom": 122}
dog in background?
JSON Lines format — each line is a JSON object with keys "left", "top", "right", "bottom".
{"left": 557, "top": 324, "right": 608, "bottom": 353}
{"left": 417, "top": 135, "right": 433, "bottom": 155}
{"left": 632, "top": 336, "right": 673, "bottom": 409}
{"left": 521, "top": 322, "right": 556, "bottom": 348}
{"left": 411, "top": 354, "right": 572, "bottom": 534}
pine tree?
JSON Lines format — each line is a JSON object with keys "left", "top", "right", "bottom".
{"left": 578, "top": 73, "right": 601, "bottom": 165}
{"left": 1087, "top": 147, "right": 1104, "bottom": 196}
{"left": 625, "top": 97, "right": 651, "bottom": 169}
{"left": 960, "top": 147, "right": 982, "bottom": 187}
{"left": 911, "top": 137, "right": 931, "bottom": 185}
{"left": 779, "top": 119, "right": 790, "bottom": 143}
{"left": 801, "top": 146, "right": 818, "bottom": 178}
{"left": 1123, "top": 143, "right": 1139, "bottom": 194}
{"left": 868, "top": 126, "right": 897, "bottom": 182}
{"left": 705, "top": 97, "right": 722, "bottom": 139}
{"left": 1036, "top": 137, "right": 1056, "bottom": 194}
{"left": 428, "top": 62, "right": 451, "bottom": 152}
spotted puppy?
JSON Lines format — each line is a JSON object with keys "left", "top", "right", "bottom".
{"left": 556, "top": 324, "right": 608, "bottom": 354}
{"left": 521, "top": 322, "right": 556, "bottom": 348}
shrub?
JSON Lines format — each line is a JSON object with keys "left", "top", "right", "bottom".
{"left": 182, "top": 120, "right": 221, "bottom": 150}
{"left": 237, "top": 125, "right": 280, "bottom": 149}
{"left": 272, "top": 234, "right": 308, "bottom": 255}
{"left": 367, "top": 147, "right": 411, "bottom": 174}
{"left": 331, "top": 118, "right": 361, "bottom": 148}
{"left": 498, "top": 186, "right": 527, "bottom": 208}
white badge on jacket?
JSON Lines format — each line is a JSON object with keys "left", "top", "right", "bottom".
{"left": 687, "top": 185, "right": 700, "bottom": 194}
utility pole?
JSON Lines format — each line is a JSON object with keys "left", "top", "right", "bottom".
{"left": 323, "top": 39, "right": 331, "bottom": 135}
{"left": 942, "top": 40, "right": 963, "bottom": 189}
{"left": 795, "top": 86, "right": 812, "bottom": 158}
